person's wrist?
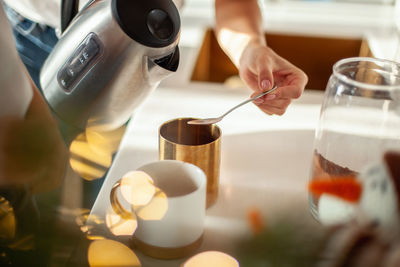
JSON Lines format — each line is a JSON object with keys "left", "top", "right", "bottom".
{"left": 239, "top": 37, "right": 270, "bottom": 67}
{"left": 245, "top": 33, "right": 267, "bottom": 48}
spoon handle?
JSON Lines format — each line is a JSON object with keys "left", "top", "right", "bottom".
{"left": 220, "top": 85, "right": 278, "bottom": 118}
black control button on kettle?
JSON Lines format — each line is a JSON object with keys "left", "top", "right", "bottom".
{"left": 112, "top": 0, "right": 180, "bottom": 47}
{"left": 147, "top": 9, "right": 173, "bottom": 40}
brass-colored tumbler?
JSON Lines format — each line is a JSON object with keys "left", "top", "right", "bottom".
{"left": 159, "top": 118, "right": 221, "bottom": 208}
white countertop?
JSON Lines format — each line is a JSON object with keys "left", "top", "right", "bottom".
{"left": 90, "top": 84, "right": 324, "bottom": 266}
{"left": 89, "top": 1, "right": 399, "bottom": 265}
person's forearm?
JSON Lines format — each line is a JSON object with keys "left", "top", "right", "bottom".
{"left": 0, "top": 3, "right": 33, "bottom": 118}
{"left": 215, "top": 0, "right": 265, "bottom": 67}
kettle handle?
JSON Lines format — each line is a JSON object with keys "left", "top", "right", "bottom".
{"left": 61, "top": 0, "right": 79, "bottom": 33}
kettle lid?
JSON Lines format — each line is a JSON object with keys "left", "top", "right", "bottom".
{"left": 112, "top": 0, "right": 180, "bottom": 48}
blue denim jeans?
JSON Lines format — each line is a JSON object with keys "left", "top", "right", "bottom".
{"left": 4, "top": 4, "right": 58, "bottom": 89}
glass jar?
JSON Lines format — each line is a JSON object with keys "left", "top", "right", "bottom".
{"left": 309, "top": 57, "right": 400, "bottom": 224}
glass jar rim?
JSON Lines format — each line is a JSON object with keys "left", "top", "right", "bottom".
{"left": 333, "top": 57, "right": 400, "bottom": 91}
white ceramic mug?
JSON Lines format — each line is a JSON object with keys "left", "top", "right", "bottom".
{"left": 110, "top": 160, "right": 206, "bottom": 259}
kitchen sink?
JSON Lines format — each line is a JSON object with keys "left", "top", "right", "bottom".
{"left": 190, "top": 29, "right": 372, "bottom": 90}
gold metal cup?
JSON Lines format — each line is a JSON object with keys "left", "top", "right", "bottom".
{"left": 159, "top": 118, "right": 221, "bottom": 208}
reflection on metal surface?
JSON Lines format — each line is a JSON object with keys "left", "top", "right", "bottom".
{"left": 0, "top": 197, "right": 15, "bottom": 241}
{"left": 120, "top": 171, "right": 156, "bottom": 206}
{"left": 105, "top": 207, "right": 137, "bottom": 236}
{"left": 87, "top": 239, "right": 141, "bottom": 267}
{"left": 183, "top": 251, "right": 239, "bottom": 267}
{"left": 159, "top": 117, "right": 221, "bottom": 208}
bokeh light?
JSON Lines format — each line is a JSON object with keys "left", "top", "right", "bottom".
{"left": 183, "top": 251, "right": 239, "bottom": 267}
{"left": 105, "top": 207, "right": 137, "bottom": 236}
{"left": 69, "top": 133, "right": 112, "bottom": 181}
{"left": 88, "top": 239, "right": 141, "bottom": 267}
{"left": 134, "top": 188, "right": 168, "bottom": 221}
{"left": 0, "top": 197, "right": 16, "bottom": 241}
{"left": 85, "top": 126, "right": 126, "bottom": 157}
{"left": 120, "top": 171, "right": 156, "bottom": 206}
{"left": 75, "top": 211, "right": 107, "bottom": 240}
{"left": 111, "top": 171, "right": 168, "bottom": 221}
{"left": 75, "top": 209, "right": 94, "bottom": 228}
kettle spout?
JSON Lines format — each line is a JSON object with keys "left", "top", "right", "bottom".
{"left": 147, "top": 46, "right": 180, "bottom": 83}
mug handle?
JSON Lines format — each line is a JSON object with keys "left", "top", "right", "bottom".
{"left": 110, "top": 180, "right": 136, "bottom": 220}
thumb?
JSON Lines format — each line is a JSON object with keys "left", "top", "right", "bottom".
{"left": 257, "top": 61, "right": 274, "bottom": 91}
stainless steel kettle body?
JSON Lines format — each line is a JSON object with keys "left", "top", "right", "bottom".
{"left": 40, "top": 0, "right": 180, "bottom": 132}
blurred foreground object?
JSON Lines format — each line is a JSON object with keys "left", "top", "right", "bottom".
{"left": 0, "top": 87, "right": 68, "bottom": 193}
{"left": 241, "top": 151, "right": 400, "bottom": 266}
{"left": 309, "top": 151, "right": 400, "bottom": 240}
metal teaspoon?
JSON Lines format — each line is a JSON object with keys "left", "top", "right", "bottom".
{"left": 188, "top": 84, "right": 278, "bottom": 125}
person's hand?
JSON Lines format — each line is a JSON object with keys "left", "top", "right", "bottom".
{"left": 239, "top": 41, "right": 308, "bottom": 115}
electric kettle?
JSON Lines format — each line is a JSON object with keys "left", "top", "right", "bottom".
{"left": 40, "top": 0, "right": 180, "bottom": 133}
